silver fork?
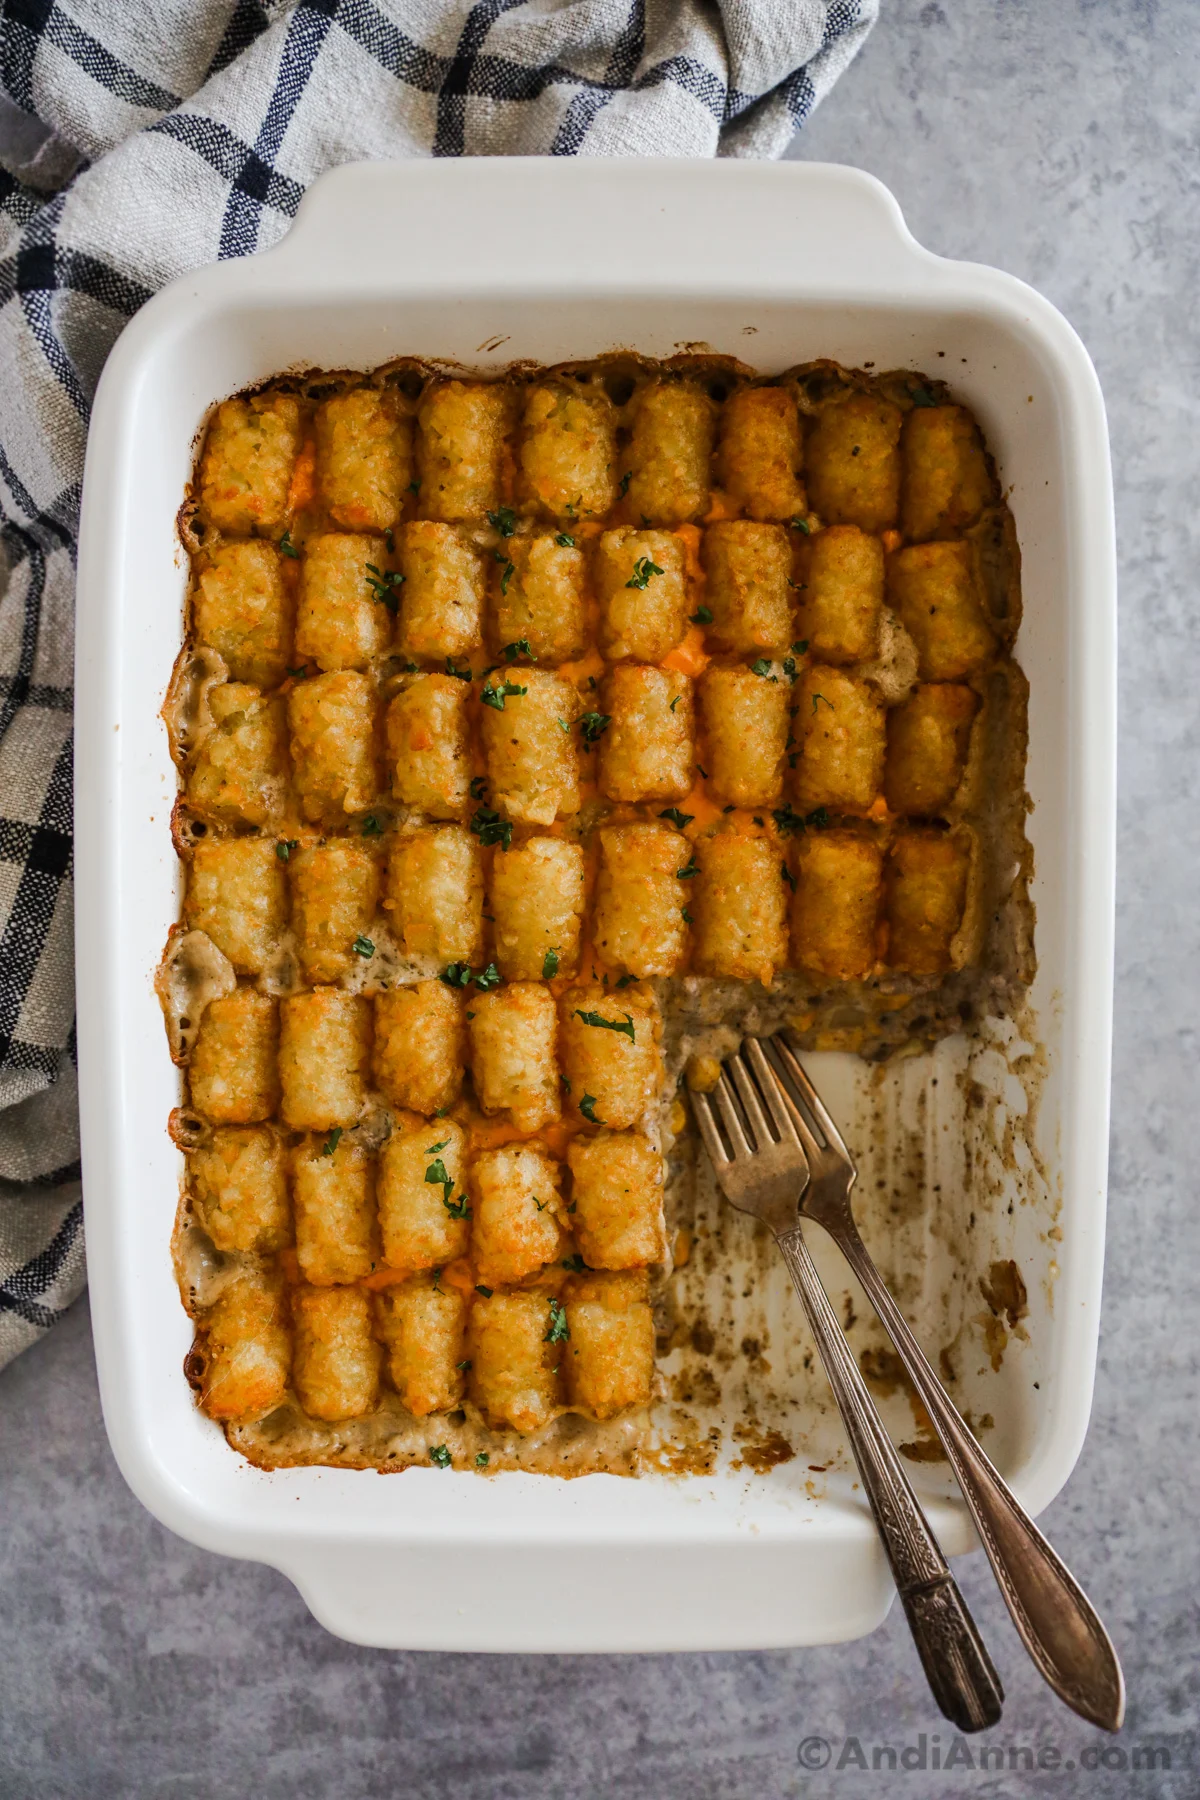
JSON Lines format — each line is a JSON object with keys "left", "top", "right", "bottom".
{"left": 763, "top": 1032, "right": 1125, "bottom": 1733}
{"left": 691, "top": 1040, "right": 1004, "bottom": 1733}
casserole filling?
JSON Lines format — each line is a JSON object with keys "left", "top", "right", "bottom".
{"left": 161, "top": 356, "right": 1033, "bottom": 1475}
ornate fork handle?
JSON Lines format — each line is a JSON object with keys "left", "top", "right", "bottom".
{"left": 825, "top": 1217, "right": 1125, "bottom": 1734}
{"left": 775, "top": 1226, "right": 1003, "bottom": 1733}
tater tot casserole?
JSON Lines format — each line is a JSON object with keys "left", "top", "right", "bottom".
{"left": 160, "top": 355, "right": 1033, "bottom": 1477}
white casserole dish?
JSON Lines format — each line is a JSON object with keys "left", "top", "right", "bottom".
{"left": 74, "top": 159, "right": 1116, "bottom": 1652}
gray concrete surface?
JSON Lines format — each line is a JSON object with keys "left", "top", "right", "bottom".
{"left": 2, "top": 3, "right": 1198, "bottom": 1794}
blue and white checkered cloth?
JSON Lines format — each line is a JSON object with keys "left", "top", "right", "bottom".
{"left": 0, "top": 0, "right": 876, "bottom": 1369}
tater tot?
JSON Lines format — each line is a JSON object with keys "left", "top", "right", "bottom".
{"left": 717, "top": 385, "right": 806, "bottom": 522}
{"left": 901, "top": 404, "right": 996, "bottom": 543}
{"left": 289, "top": 839, "right": 381, "bottom": 985}
{"left": 395, "top": 520, "right": 485, "bottom": 662}
{"left": 374, "top": 982, "right": 465, "bottom": 1116}
{"left": 597, "top": 665, "right": 693, "bottom": 804}
{"left": 518, "top": 381, "right": 618, "bottom": 521}
{"left": 189, "top": 1126, "right": 290, "bottom": 1255}
{"left": 193, "top": 540, "right": 292, "bottom": 689}
{"left": 591, "top": 822, "right": 688, "bottom": 977}
{"left": 884, "top": 683, "right": 979, "bottom": 816}
{"left": 791, "top": 666, "right": 886, "bottom": 813}
{"left": 384, "top": 825, "right": 483, "bottom": 964}
{"left": 490, "top": 534, "right": 586, "bottom": 666}
{"left": 699, "top": 665, "right": 790, "bottom": 809}
{"left": 624, "top": 380, "right": 715, "bottom": 526}
{"left": 471, "top": 1143, "right": 569, "bottom": 1289}
{"left": 480, "top": 669, "right": 579, "bottom": 825}
{"left": 796, "top": 524, "right": 884, "bottom": 664}
{"left": 563, "top": 1269, "right": 654, "bottom": 1418}
{"left": 278, "top": 989, "right": 371, "bottom": 1130}
{"left": 189, "top": 990, "right": 279, "bottom": 1124}
{"left": 291, "top": 1132, "right": 378, "bottom": 1285}
{"left": 702, "top": 521, "right": 794, "bottom": 655}
{"left": 886, "top": 829, "right": 970, "bottom": 975}
{"left": 295, "top": 531, "right": 392, "bottom": 672}
{"left": 185, "top": 837, "right": 286, "bottom": 975}
{"left": 315, "top": 386, "right": 411, "bottom": 532}
{"left": 375, "top": 1278, "right": 467, "bottom": 1416}
{"left": 691, "top": 829, "right": 788, "bottom": 985}
{"left": 887, "top": 541, "right": 998, "bottom": 680}
{"left": 468, "top": 982, "right": 560, "bottom": 1133}
{"left": 198, "top": 391, "right": 302, "bottom": 537}
{"left": 791, "top": 830, "right": 883, "bottom": 980}
{"left": 386, "top": 673, "right": 471, "bottom": 819}
{"left": 287, "top": 669, "right": 379, "bottom": 824}
{"left": 292, "top": 1284, "right": 381, "bottom": 1422}
{"left": 416, "top": 379, "right": 512, "bottom": 522}
{"left": 468, "top": 1290, "right": 565, "bottom": 1434}
{"left": 594, "top": 528, "right": 688, "bottom": 663}
{"left": 490, "top": 836, "right": 585, "bottom": 982}
{"left": 377, "top": 1116, "right": 469, "bottom": 1271}
{"left": 559, "top": 983, "right": 662, "bottom": 1131}
{"left": 566, "top": 1132, "right": 666, "bottom": 1270}
{"left": 805, "top": 392, "right": 902, "bottom": 533}
{"left": 187, "top": 687, "right": 288, "bottom": 828}
{"left": 196, "top": 1263, "right": 290, "bottom": 1423}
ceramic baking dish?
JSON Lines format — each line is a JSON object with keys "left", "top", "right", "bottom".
{"left": 74, "top": 159, "right": 1116, "bottom": 1651}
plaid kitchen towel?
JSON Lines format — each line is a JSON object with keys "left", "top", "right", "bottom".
{"left": 0, "top": 0, "right": 877, "bottom": 1370}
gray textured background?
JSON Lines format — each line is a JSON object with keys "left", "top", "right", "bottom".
{"left": 3, "top": 2, "right": 1197, "bottom": 1794}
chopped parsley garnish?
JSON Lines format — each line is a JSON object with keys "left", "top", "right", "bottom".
{"left": 502, "top": 638, "right": 534, "bottom": 662}
{"left": 278, "top": 528, "right": 299, "bottom": 559}
{"left": 443, "top": 1191, "right": 472, "bottom": 1220}
{"left": 689, "top": 605, "right": 713, "bottom": 625}
{"left": 659, "top": 808, "right": 694, "bottom": 829}
{"left": 578, "top": 711, "right": 611, "bottom": 746}
{"left": 487, "top": 506, "right": 517, "bottom": 537}
{"left": 321, "top": 1127, "right": 342, "bottom": 1157}
{"left": 696, "top": 763, "right": 708, "bottom": 779}
{"left": 475, "top": 1284, "right": 493, "bottom": 1298}
{"left": 441, "top": 962, "right": 473, "bottom": 987}
{"left": 792, "top": 639, "right": 809, "bottom": 654}
{"left": 617, "top": 470, "right": 632, "bottom": 497}
{"left": 429, "top": 1444, "right": 452, "bottom": 1469}
{"left": 493, "top": 551, "right": 516, "bottom": 593}
{"left": 470, "top": 806, "right": 513, "bottom": 851}
{"left": 431, "top": 1266, "right": 443, "bottom": 1292}
{"left": 812, "top": 691, "right": 835, "bottom": 713}
{"left": 456, "top": 1359, "right": 472, "bottom": 1371}
{"left": 408, "top": 480, "right": 421, "bottom": 495}
{"left": 781, "top": 657, "right": 798, "bottom": 683}
{"left": 480, "top": 680, "right": 528, "bottom": 711}
{"left": 544, "top": 1298, "right": 570, "bottom": 1344}
{"left": 474, "top": 962, "right": 501, "bottom": 990}
{"left": 750, "top": 658, "right": 777, "bottom": 680}
{"left": 579, "top": 1094, "right": 599, "bottom": 1123}
{"left": 444, "top": 657, "right": 473, "bottom": 681}
{"left": 365, "top": 563, "right": 404, "bottom": 611}
{"left": 772, "top": 803, "right": 832, "bottom": 835}
{"left": 475, "top": 1452, "right": 490, "bottom": 1468}
{"left": 614, "top": 974, "right": 635, "bottom": 989}
{"left": 681, "top": 906, "right": 694, "bottom": 924}
{"left": 425, "top": 1156, "right": 453, "bottom": 1196}
{"left": 782, "top": 861, "right": 796, "bottom": 890}
{"left": 676, "top": 856, "right": 699, "bottom": 880}
{"left": 542, "top": 948, "right": 560, "bottom": 979}
{"left": 908, "top": 384, "right": 938, "bottom": 407}
{"left": 533, "top": 1196, "right": 547, "bottom": 1212}
{"left": 557, "top": 717, "right": 570, "bottom": 732}
{"left": 625, "top": 555, "right": 664, "bottom": 590}
{"left": 352, "top": 935, "right": 375, "bottom": 958}
{"left": 790, "top": 516, "right": 812, "bottom": 534}
{"left": 561, "top": 1254, "right": 586, "bottom": 1272}
{"left": 469, "top": 775, "right": 488, "bottom": 801}
{"left": 286, "top": 664, "right": 311, "bottom": 679}
{"left": 425, "top": 1138, "right": 450, "bottom": 1155}
{"left": 361, "top": 813, "right": 383, "bottom": 837}
{"left": 669, "top": 694, "right": 680, "bottom": 711}
{"left": 555, "top": 532, "right": 576, "bottom": 548}
{"left": 573, "top": 1008, "right": 635, "bottom": 1042}
{"left": 384, "top": 527, "right": 395, "bottom": 553}
{"left": 275, "top": 838, "right": 299, "bottom": 862}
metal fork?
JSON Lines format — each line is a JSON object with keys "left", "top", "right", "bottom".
{"left": 762, "top": 1032, "right": 1125, "bottom": 1733}
{"left": 691, "top": 1040, "right": 1003, "bottom": 1732}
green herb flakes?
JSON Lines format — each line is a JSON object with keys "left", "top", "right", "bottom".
{"left": 689, "top": 605, "right": 713, "bottom": 625}
{"left": 573, "top": 1008, "right": 635, "bottom": 1043}
{"left": 470, "top": 806, "right": 514, "bottom": 851}
{"left": 542, "top": 948, "right": 560, "bottom": 979}
{"left": 352, "top": 935, "right": 375, "bottom": 958}
{"left": 544, "top": 1298, "right": 570, "bottom": 1344}
{"left": 487, "top": 506, "right": 517, "bottom": 537}
{"left": 321, "top": 1127, "right": 342, "bottom": 1158}
{"left": 275, "top": 838, "right": 299, "bottom": 862}
{"left": 625, "top": 555, "right": 664, "bottom": 590}
{"left": 429, "top": 1444, "right": 452, "bottom": 1469}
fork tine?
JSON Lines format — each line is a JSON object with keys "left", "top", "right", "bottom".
{"left": 726, "top": 1051, "right": 774, "bottom": 1150}
{"left": 773, "top": 1033, "right": 853, "bottom": 1161}
{"left": 760, "top": 1042, "right": 828, "bottom": 1170}
{"left": 711, "top": 1071, "right": 753, "bottom": 1160}
{"left": 689, "top": 1088, "right": 732, "bottom": 1168}
{"left": 742, "top": 1038, "right": 801, "bottom": 1146}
